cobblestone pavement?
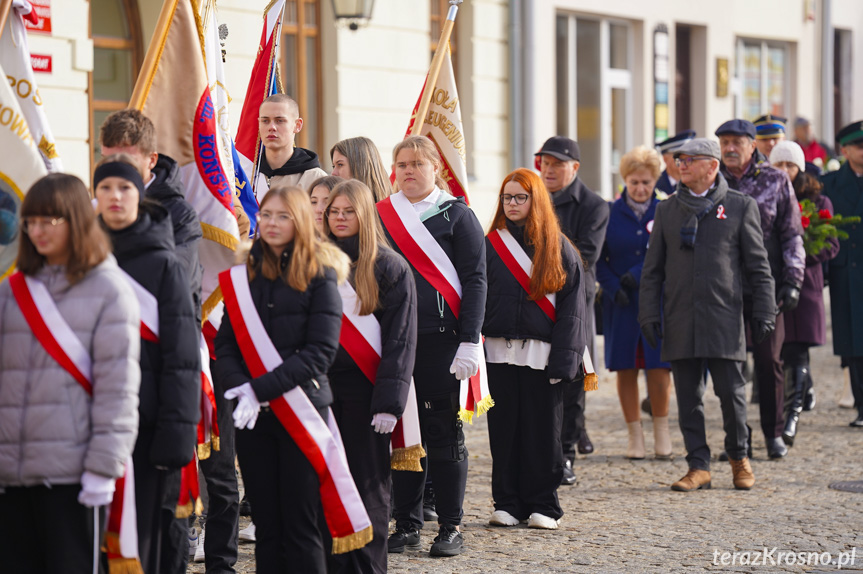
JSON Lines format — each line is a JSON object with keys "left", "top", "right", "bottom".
{"left": 190, "top": 313, "right": 863, "bottom": 573}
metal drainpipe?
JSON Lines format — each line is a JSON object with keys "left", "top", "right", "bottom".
{"left": 821, "top": 0, "right": 834, "bottom": 141}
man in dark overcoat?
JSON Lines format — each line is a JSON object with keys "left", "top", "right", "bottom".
{"left": 639, "top": 138, "right": 776, "bottom": 491}
{"left": 823, "top": 120, "right": 863, "bottom": 427}
{"left": 536, "top": 136, "right": 610, "bottom": 485}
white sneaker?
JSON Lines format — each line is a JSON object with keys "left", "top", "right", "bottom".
{"left": 527, "top": 513, "right": 560, "bottom": 530}
{"left": 489, "top": 509, "right": 519, "bottom": 526}
{"left": 193, "top": 528, "right": 206, "bottom": 563}
{"left": 188, "top": 526, "right": 198, "bottom": 557}
{"left": 239, "top": 522, "right": 256, "bottom": 542}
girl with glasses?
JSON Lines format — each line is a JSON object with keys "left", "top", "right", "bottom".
{"left": 0, "top": 173, "right": 141, "bottom": 573}
{"left": 483, "top": 168, "right": 586, "bottom": 530}
{"left": 307, "top": 175, "right": 343, "bottom": 233}
{"left": 322, "top": 179, "right": 418, "bottom": 573}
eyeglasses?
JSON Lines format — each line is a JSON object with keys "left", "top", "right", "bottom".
{"left": 326, "top": 208, "right": 357, "bottom": 220}
{"left": 501, "top": 194, "right": 530, "bottom": 205}
{"left": 22, "top": 217, "right": 66, "bottom": 233}
{"left": 674, "top": 156, "right": 714, "bottom": 167}
{"left": 258, "top": 211, "right": 293, "bottom": 223}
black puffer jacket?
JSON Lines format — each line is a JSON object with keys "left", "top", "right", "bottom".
{"left": 329, "top": 236, "right": 418, "bottom": 417}
{"left": 148, "top": 154, "right": 204, "bottom": 323}
{"left": 214, "top": 241, "right": 342, "bottom": 409}
{"left": 104, "top": 203, "right": 201, "bottom": 469}
{"left": 483, "top": 222, "right": 587, "bottom": 381}
{"left": 379, "top": 195, "right": 487, "bottom": 343}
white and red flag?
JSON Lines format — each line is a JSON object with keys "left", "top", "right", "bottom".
{"left": 129, "top": 0, "right": 240, "bottom": 326}
{"left": 0, "top": 0, "right": 61, "bottom": 172}
{"left": 234, "top": 0, "right": 286, "bottom": 209}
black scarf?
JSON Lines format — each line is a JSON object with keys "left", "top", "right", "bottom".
{"left": 675, "top": 176, "right": 728, "bottom": 249}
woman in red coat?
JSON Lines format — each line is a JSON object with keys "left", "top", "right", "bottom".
{"left": 770, "top": 141, "right": 840, "bottom": 446}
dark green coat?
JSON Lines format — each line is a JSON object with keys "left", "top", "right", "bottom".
{"left": 822, "top": 162, "right": 863, "bottom": 357}
{"left": 639, "top": 175, "right": 775, "bottom": 362}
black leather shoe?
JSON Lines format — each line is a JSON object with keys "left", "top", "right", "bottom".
{"left": 782, "top": 412, "right": 799, "bottom": 446}
{"left": 849, "top": 417, "right": 863, "bottom": 428}
{"left": 429, "top": 524, "right": 463, "bottom": 557}
{"left": 387, "top": 526, "right": 420, "bottom": 553}
{"left": 577, "top": 431, "right": 594, "bottom": 455}
{"left": 423, "top": 485, "right": 438, "bottom": 522}
{"left": 239, "top": 495, "right": 252, "bottom": 517}
{"left": 561, "top": 459, "right": 577, "bottom": 486}
{"left": 766, "top": 436, "right": 788, "bottom": 459}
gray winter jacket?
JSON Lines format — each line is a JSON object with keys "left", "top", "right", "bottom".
{"left": 0, "top": 257, "right": 141, "bottom": 488}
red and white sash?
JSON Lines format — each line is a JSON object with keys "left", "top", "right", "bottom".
{"left": 120, "top": 270, "right": 159, "bottom": 344}
{"left": 219, "top": 265, "right": 373, "bottom": 553}
{"left": 9, "top": 271, "right": 142, "bottom": 573}
{"left": 337, "top": 282, "right": 425, "bottom": 471}
{"left": 486, "top": 228, "right": 598, "bottom": 390}
{"left": 377, "top": 192, "right": 493, "bottom": 421}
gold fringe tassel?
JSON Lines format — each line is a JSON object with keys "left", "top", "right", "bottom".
{"left": 197, "top": 442, "right": 211, "bottom": 460}
{"left": 212, "top": 434, "right": 220, "bottom": 452}
{"left": 458, "top": 394, "right": 496, "bottom": 424}
{"left": 584, "top": 373, "right": 599, "bottom": 392}
{"left": 331, "top": 524, "right": 374, "bottom": 555}
{"left": 108, "top": 557, "right": 144, "bottom": 574}
{"left": 390, "top": 444, "right": 427, "bottom": 472}
{"left": 175, "top": 497, "right": 204, "bottom": 519}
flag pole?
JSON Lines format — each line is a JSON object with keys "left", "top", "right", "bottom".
{"left": 129, "top": 0, "right": 180, "bottom": 110}
{"left": 410, "top": 0, "right": 462, "bottom": 135}
{"left": 0, "top": 0, "right": 13, "bottom": 42}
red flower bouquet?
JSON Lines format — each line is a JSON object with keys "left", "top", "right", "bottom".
{"left": 799, "top": 199, "right": 861, "bottom": 256}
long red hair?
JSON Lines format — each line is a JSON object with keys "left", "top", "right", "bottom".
{"left": 488, "top": 168, "right": 567, "bottom": 300}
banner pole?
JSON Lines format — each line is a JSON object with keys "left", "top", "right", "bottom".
{"left": 0, "top": 0, "right": 14, "bottom": 43}
{"left": 129, "top": 0, "right": 180, "bottom": 110}
{"left": 410, "top": 0, "right": 463, "bottom": 136}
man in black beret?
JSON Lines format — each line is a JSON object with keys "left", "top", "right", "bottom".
{"left": 715, "top": 119, "right": 805, "bottom": 460}
{"left": 655, "top": 130, "right": 696, "bottom": 195}
{"left": 822, "top": 120, "right": 863, "bottom": 427}
{"left": 535, "top": 136, "right": 610, "bottom": 484}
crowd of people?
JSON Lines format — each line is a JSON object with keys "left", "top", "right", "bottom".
{"left": 1, "top": 93, "right": 862, "bottom": 574}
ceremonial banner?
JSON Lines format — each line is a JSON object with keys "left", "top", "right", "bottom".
{"left": 0, "top": 59, "right": 47, "bottom": 281}
{"left": 0, "top": 0, "right": 61, "bottom": 172}
{"left": 129, "top": 0, "right": 240, "bottom": 324}
{"left": 234, "top": 0, "right": 285, "bottom": 212}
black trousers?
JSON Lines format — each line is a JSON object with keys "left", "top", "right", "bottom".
{"left": 849, "top": 357, "right": 863, "bottom": 419}
{"left": 486, "top": 363, "right": 564, "bottom": 521}
{"left": 328, "top": 369, "right": 392, "bottom": 574}
{"left": 745, "top": 302, "right": 786, "bottom": 439}
{"left": 132, "top": 429, "right": 183, "bottom": 574}
{"left": 562, "top": 310, "right": 593, "bottom": 460}
{"left": 0, "top": 484, "right": 105, "bottom": 574}
{"left": 392, "top": 332, "right": 468, "bottom": 529}
{"left": 198, "top": 374, "right": 240, "bottom": 574}
{"left": 236, "top": 408, "right": 326, "bottom": 574}
{"left": 671, "top": 358, "right": 749, "bottom": 470}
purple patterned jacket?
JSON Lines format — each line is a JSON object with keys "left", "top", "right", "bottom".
{"left": 721, "top": 151, "right": 805, "bottom": 289}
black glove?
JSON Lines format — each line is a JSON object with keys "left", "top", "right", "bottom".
{"left": 777, "top": 283, "right": 801, "bottom": 312}
{"left": 619, "top": 272, "right": 637, "bottom": 291}
{"left": 751, "top": 319, "right": 776, "bottom": 344}
{"left": 614, "top": 289, "right": 630, "bottom": 307}
{"left": 641, "top": 322, "right": 662, "bottom": 349}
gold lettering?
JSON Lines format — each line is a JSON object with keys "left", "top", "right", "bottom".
{"left": 0, "top": 106, "right": 12, "bottom": 126}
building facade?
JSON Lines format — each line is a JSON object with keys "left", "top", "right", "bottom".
{"left": 18, "top": 0, "right": 863, "bottom": 222}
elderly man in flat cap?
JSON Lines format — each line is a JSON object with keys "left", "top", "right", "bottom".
{"left": 639, "top": 138, "right": 775, "bottom": 491}
{"left": 822, "top": 120, "right": 863, "bottom": 427}
{"left": 535, "top": 136, "right": 610, "bottom": 485}
{"left": 716, "top": 119, "right": 805, "bottom": 460}
{"left": 655, "top": 130, "right": 696, "bottom": 195}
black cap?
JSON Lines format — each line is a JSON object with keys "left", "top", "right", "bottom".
{"left": 715, "top": 119, "right": 757, "bottom": 139}
{"left": 656, "top": 130, "right": 697, "bottom": 154}
{"left": 535, "top": 136, "right": 580, "bottom": 162}
{"left": 837, "top": 120, "right": 863, "bottom": 147}
{"left": 753, "top": 114, "right": 787, "bottom": 139}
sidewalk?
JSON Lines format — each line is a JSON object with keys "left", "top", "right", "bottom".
{"left": 193, "top": 312, "right": 863, "bottom": 573}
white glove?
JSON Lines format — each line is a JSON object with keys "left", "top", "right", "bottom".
{"left": 449, "top": 341, "right": 481, "bottom": 381}
{"left": 549, "top": 378, "right": 562, "bottom": 385}
{"left": 225, "top": 383, "right": 261, "bottom": 430}
{"left": 78, "top": 471, "right": 116, "bottom": 508}
{"left": 371, "top": 413, "right": 397, "bottom": 434}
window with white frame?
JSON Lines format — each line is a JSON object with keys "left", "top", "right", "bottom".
{"left": 736, "top": 39, "right": 790, "bottom": 121}
{"left": 555, "top": 13, "right": 632, "bottom": 199}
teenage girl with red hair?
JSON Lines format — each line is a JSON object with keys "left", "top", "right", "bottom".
{"left": 483, "top": 168, "right": 587, "bottom": 530}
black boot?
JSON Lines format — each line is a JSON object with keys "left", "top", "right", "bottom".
{"left": 802, "top": 369, "right": 816, "bottom": 411}
{"left": 783, "top": 365, "right": 807, "bottom": 446}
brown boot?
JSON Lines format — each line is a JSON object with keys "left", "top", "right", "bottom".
{"left": 671, "top": 468, "right": 711, "bottom": 491}
{"left": 729, "top": 457, "right": 755, "bottom": 490}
